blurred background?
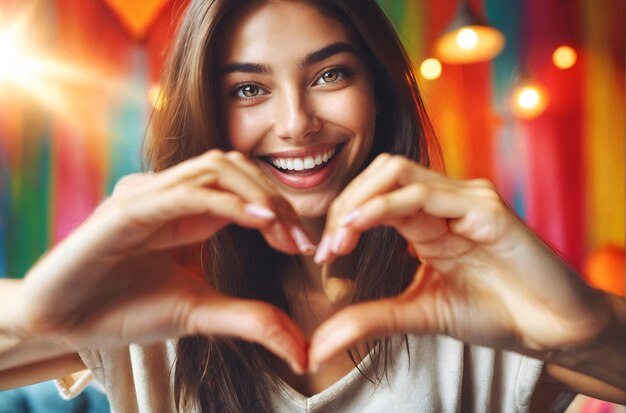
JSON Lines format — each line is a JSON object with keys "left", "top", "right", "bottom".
{"left": 0, "top": 0, "right": 623, "bottom": 411}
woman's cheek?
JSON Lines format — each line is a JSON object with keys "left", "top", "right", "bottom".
{"left": 227, "top": 107, "right": 268, "bottom": 153}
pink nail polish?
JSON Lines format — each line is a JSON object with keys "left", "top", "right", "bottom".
{"left": 290, "top": 226, "right": 316, "bottom": 255}
{"left": 244, "top": 203, "right": 276, "bottom": 219}
{"left": 314, "top": 234, "right": 332, "bottom": 264}
{"left": 339, "top": 209, "right": 361, "bottom": 226}
{"left": 331, "top": 227, "right": 348, "bottom": 253}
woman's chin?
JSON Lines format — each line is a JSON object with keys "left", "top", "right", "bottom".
{"left": 287, "top": 195, "right": 333, "bottom": 219}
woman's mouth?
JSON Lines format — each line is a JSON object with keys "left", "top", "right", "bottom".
{"left": 260, "top": 143, "right": 344, "bottom": 189}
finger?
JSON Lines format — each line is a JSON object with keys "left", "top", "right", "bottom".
{"left": 189, "top": 297, "right": 308, "bottom": 374}
{"left": 335, "top": 183, "right": 505, "bottom": 257}
{"left": 330, "top": 155, "right": 448, "bottom": 222}
{"left": 224, "top": 152, "right": 314, "bottom": 255}
{"left": 104, "top": 186, "right": 298, "bottom": 253}
{"left": 224, "top": 151, "right": 280, "bottom": 195}
{"left": 308, "top": 296, "right": 436, "bottom": 371}
{"left": 143, "top": 150, "right": 224, "bottom": 190}
{"left": 111, "top": 173, "right": 155, "bottom": 197}
{"left": 145, "top": 150, "right": 273, "bottom": 211}
{"left": 317, "top": 157, "right": 445, "bottom": 263}
{"left": 143, "top": 151, "right": 308, "bottom": 254}
{"left": 323, "top": 184, "right": 461, "bottom": 259}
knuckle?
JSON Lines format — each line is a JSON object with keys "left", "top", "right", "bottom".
{"left": 480, "top": 189, "right": 500, "bottom": 202}
{"left": 470, "top": 178, "right": 495, "bottom": 190}
{"left": 254, "top": 308, "right": 283, "bottom": 338}
{"left": 484, "top": 198, "right": 505, "bottom": 216}
{"left": 375, "top": 152, "right": 392, "bottom": 163}
{"left": 370, "top": 196, "right": 390, "bottom": 214}
{"left": 206, "top": 149, "right": 224, "bottom": 157}
{"left": 225, "top": 150, "right": 246, "bottom": 161}
{"left": 389, "top": 156, "right": 410, "bottom": 177}
{"left": 408, "top": 183, "right": 427, "bottom": 198}
{"left": 103, "top": 198, "right": 131, "bottom": 223}
{"left": 203, "top": 149, "right": 225, "bottom": 164}
{"left": 328, "top": 199, "right": 346, "bottom": 218}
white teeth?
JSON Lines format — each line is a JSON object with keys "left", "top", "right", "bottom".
{"left": 293, "top": 158, "right": 304, "bottom": 171}
{"left": 269, "top": 145, "right": 339, "bottom": 171}
{"left": 303, "top": 156, "right": 315, "bottom": 169}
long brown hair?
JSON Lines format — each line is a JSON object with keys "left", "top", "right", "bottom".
{"left": 146, "top": 0, "right": 442, "bottom": 411}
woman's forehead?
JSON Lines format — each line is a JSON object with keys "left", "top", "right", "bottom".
{"left": 219, "top": 1, "right": 353, "bottom": 65}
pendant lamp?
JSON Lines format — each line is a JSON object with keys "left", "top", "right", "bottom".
{"left": 434, "top": 0, "right": 505, "bottom": 64}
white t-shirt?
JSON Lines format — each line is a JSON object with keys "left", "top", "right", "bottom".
{"left": 58, "top": 335, "right": 545, "bottom": 412}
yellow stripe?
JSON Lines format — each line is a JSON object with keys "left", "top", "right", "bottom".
{"left": 583, "top": 0, "right": 625, "bottom": 249}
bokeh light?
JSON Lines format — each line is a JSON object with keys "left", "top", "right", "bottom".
{"left": 149, "top": 83, "right": 164, "bottom": 111}
{"left": 552, "top": 45, "right": 577, "bottom": 69}
{"left": 512, "top": 83, "right": 549, "bottom": 119}
{"left": 420, "top": 58, "right": 442, "bottom": 80}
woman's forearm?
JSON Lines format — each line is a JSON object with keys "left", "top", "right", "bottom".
{"left": 0, "top": 279, "right": 75, "bottom": 374}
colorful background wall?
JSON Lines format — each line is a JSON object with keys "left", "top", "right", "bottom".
{"left": 2, "top": 0, "right": 622, "bottom": 292}
{"left": 0, "top": 0, "right": 623, "bottom": 410}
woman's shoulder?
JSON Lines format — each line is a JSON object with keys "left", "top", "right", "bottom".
{"left": 77, "top": 340, "right": 178, "bottom": 412}
{"left": 400, "top": 334, "right": 544, "bottom": 412}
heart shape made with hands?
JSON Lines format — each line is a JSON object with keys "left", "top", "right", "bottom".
{"left": 275, "top": 239, "right": 422, "bottom": 373}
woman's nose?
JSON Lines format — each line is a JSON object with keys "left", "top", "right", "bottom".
{"left": 273, "top": 91, "right": 321, "bottom": 142}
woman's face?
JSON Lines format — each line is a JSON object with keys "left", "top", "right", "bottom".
{"left": 219, "top": 1, "right": 377, "bottom": 218}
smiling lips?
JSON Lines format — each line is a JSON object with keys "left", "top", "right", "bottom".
{"left": 261, "top": 143, "right": 342, "bottom": 189}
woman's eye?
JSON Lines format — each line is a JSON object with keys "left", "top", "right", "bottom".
{"left": 315, "top": 68, "right": 346, "bottom": 85}
{"left": 234, "top": 84, "right": 266, "bottom": 99}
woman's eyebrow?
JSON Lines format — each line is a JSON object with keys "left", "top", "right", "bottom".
{"left": 299, "top": 42, "right": 356, "bottom": 68}
{"left": 221, "top": 42, "right": 356, "bottom": 76}
{"left": 222, "top": 62, "right": 272, "bottom": 76}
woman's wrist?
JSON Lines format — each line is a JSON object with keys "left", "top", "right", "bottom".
{"left": 543, "top": 291, "right": 626, "bottom": 391}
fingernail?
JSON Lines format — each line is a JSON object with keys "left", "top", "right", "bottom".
{"left": 290, "top": 226, "right": 316, "bottom": 255}
{"left": 330, "top": 227, "right": 348, "bottom": 254}
{"left": 339, "top": 209, "right": 361, "bottom": 226}
{"left": 314, "top": 234, "right": 332, "bottom": 264}
{"left": 244, "top": 203, "right": 276, "bottom": 219}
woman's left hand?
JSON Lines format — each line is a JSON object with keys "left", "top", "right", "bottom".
{"left": 309, "top": 153, "right": 610, "bottom": 370}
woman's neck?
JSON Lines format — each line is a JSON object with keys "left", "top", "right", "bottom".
{"left": 282, "top": 215, "right": 357, "bottom": 310}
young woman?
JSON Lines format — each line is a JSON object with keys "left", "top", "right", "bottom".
{"left": 1, "top": 1, "right": 624, "bottom": 412}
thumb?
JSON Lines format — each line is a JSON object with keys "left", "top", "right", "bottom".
{"left": 187, "top": 296, "right": 309, "bottom": 374}
{"left": 309, "top": 264, "right": 439, "bottom": 371}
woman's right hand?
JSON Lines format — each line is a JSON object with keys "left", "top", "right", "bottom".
{"left": 9, "top": 150, "right": 310, "bottom": 373}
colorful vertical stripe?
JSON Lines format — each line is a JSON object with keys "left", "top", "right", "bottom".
{"left": 0, "top": 0, "right": 623, "bottom": 286}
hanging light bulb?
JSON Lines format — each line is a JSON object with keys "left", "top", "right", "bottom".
{"left": 434, "top": 0, "right": 505, "bottom": 64}
{"left": 511, "top": 71, "right": 548, "bottom": 119}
